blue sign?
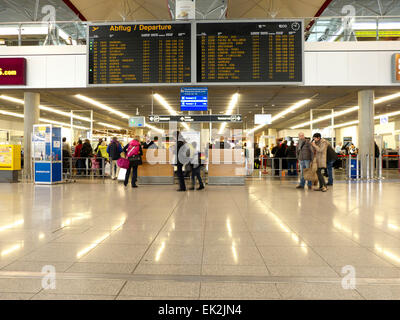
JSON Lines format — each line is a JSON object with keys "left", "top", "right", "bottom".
{"left": 180, "top": 87, "right": 208, "bottom": 111}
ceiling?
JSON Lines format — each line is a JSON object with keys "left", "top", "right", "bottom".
{"left": 1, "top": 86, "right": 400, "bottom": 134}
{"left": 68, "top": 0, "right": 327, "bottom": 21}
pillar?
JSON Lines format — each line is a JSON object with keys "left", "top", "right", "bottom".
{"left": 24, "top": 92, "right": 40, "bottom": 180}
{"left": 268, "top": 128, "right": 277, "bottom": 147}
{"left": 358, "top": 90, "right": 375, "bottom": 178}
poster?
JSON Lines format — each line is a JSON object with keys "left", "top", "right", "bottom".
{"left": 0, "top": 146, "right": 12, "bottom": 168}
{"left": 176, "top": 0, "right": 195, "bottom": 19}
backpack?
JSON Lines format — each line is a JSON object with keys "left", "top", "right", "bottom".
{"left": 327, "top": 144, "right": 338, "bottom": 162}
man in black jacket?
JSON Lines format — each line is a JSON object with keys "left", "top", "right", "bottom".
{"left": 107, "top": 137, "right": 123, "bottom": 180}
{"left": 285, "top": 141, "right": 297, "bottom": 176}
{"left": 175, "top": 131, "right": 188, "bottom": 191}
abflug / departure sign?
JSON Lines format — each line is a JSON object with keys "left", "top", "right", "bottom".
{"left": 197, "top": 21, "right": 303, "bottom": 83}
{"left": 88, "top": 23, "right": 191, "bottom": 85}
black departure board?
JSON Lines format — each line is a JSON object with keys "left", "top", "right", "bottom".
{"left": 88, "top": 23, "right": 191, "bottom": 85}
{"left": 197, "top": 21, "right": 303, "bottom": 83}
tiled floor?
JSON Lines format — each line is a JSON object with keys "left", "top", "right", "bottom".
{"left": 0, "top": 178, "right": 400, "bottom": 300}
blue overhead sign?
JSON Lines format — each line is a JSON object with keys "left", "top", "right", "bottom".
{"left": 180, "top": 87, "right": 208, "bottom": 111}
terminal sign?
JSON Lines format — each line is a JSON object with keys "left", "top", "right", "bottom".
{"left": 88, "top": 23, "right": 191, "bottom": 85}
{"left": 197, "top": 21, "right": 303, "bottom": 84}
{"left": 180, "top": 87, "right": 208, "bottom": 111}
{"left": 0, "top": 58, "right": 26, "bottom": 85}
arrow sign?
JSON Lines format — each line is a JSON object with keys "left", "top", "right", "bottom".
{"left": 147, "top": 115, "right": 242, "bottom": 123}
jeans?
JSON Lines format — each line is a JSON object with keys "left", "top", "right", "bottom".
{"left": 191, "top": 166, "right": 204, "bottom": 188}
{"left": 299, "top": 160, "right": 312, "bottom": 187}
{"left": 317, "top": 168, "right": 327, "bottom": 188}
{"left": 327, "top": 160, "right": 334, "bottom": 185}
{"left": 177, "top": 164, "right": 186, "bottom": 190}
{"left": 124, "top": 163, "right": 138, "bottom": 186}
{"left": 287, "top": 160, "right": 297, "bottom": 176}
{"left": 110, "top": 160, "right": 119, "bottom": 179}
{"left": 76, "top": 159, "right": 86, "bottom": 175}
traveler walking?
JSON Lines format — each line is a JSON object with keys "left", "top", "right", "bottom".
{"left": 107, "top": 137, "right": 123, "bottom": 180}
{"left": 189, "top": 141, "right": 205, "bottom": 190}
{"left": 311, "top": 133, "right": 328, "bottom": 192}
{"left": 175, "top": 131, "right": 188, "bottom": 191}
{"left": 123, "top": 136, "right": 143, "bottom": 188}
{"left": 296, "top": 132, "right": 314, "bottom": 189}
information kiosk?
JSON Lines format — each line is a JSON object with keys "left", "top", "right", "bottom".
{"left": 32, "top": 124, "right": 62, "bottom": 184}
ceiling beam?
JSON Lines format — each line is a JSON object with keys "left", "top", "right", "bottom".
{"left": 62, "top": 0, "right": 87, "bottom": 20}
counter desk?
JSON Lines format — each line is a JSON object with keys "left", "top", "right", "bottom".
{"left": 137, "top": 148, "right": 174, "bottom": 184}
{"left": 207, "top": 148, "right": 245, "bottom": 185}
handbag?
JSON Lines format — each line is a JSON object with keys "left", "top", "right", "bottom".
{"left": 129, "top": 154, "right": 142, "bottom": 166}
{"left": 117, "top": 157, "right": 130, "bottom": 169}
{"left": 303, "top": 158, "right": 318, "bottom": 183}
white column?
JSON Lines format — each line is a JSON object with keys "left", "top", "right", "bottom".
{"left": 358, "top": 90, "right": 375, "bottom": 178}
{"left": 24, "top": 92, "right": 40, "bottom": 180}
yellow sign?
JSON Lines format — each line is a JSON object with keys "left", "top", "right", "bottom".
{"left": 0, "top": 145, "right": 21, "bottom": 171}
{"left": 355, "top": 30, "right": 400, "bottom": 37}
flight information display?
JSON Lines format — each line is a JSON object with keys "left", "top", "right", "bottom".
{"left": 88, "top": 23, "right": 192, "bottom": 85}
{"left": 197, "top": 21, "right": 303, "bottom": 83}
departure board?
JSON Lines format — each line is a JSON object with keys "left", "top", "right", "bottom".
{"left": 197, "top": 21, "right": 303, "bottom": 83}
{"left": 88, "top": 23, "right": 191, "bottom": 85}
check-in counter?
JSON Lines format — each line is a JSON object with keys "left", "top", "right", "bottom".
{"left": 208, "top": 148, "right": 245, "bottom": 185}
{"left": 138, "top": 148, "right": 174, "bottom": 184}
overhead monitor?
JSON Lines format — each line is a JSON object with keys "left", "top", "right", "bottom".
{"left": 254, "top": 114, "right": 272, "bottom": 125}
{"left": 196, "top": 20, "right": 303, "bottom": 84}
{"left": 129, "top": 116, "right": 145, "bottom": 128}
{"left": 180, "top": 87, "right": 208, "bottom": 111}
{"left": 88, "top": 22, "right": 192, "bottom": 85}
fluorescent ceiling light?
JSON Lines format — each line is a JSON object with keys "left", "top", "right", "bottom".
{"left": 75, "top": 94, "right": 130, "bottom": 119}
{"left": 218, "top": 93, "right": 239, "bottom": 134}
{"left": 145, "top": 123, "right": 164, "bottom": 134}
{"left": 290, "top": 92, "right": 400, "bottom": 129}
{"left": 0, "top": 110, "right": 24, "bottom": 118}
{"left": 327, "top": 110, "right": 400, "bottom": 129}
{"left": 0, "top": 108, "right": 88, "bottom": 130}
{"left": 271, "top": 99, "right": 311, "bottom": 122}
{"left": 153, "top": 93, "right": 189, "bottom": 130}
{"left": 333, "top": 120, "right": 359, "bottom": 129}
{"left": 246, "top": 98, "right": 311, "bottom": 135}
{"left": 0, "top": 95, "right": 92, "bottom": 122}
{"left": 40, "top": 118, "right": 88, "bottom": 130}
{"left": 291, "top": 106, "right": 359, "bottom": 129}
{"left": 97, "top": 122, "right": 122, "bottom": 130}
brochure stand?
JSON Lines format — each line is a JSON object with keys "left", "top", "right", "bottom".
{"left": 32, "top": 124, "right": 62, "bottom": 184}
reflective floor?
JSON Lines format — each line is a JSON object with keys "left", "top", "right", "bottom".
{"left": 0, "top": 179, "right": 400, "bottom": 300}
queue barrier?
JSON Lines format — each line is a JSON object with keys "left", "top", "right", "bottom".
{"left": 62, "top": 157, "right": 107, "bottom": 180}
